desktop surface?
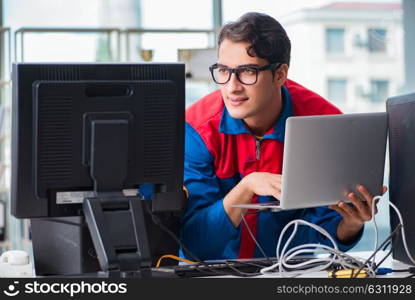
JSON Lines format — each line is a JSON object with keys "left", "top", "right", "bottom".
{"left": 160, "top": 251, "right": 413, "bottom": 278}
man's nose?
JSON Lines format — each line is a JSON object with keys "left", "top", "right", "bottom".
{"left": 225, "top": 72, "right": 244, "bottom": 93}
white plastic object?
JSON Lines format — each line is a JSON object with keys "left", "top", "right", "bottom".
{"left": 0, "top": 250, "right": 33, "bottom": 277}
{"left": 0, "top": 250, "right": 29, "bottom": 265}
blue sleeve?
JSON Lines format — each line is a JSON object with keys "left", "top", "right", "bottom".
{"left": 180, "top": 123, "right": 240, "bottom": 260}
{"left": 287, "top": 207, "right": 363, "bottom": 253}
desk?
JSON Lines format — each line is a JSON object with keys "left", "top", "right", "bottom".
{"left": 208, "top": 251, "right": 413, "bottom": 278}
{"left": 290, "top": 251, "right": 411, "bottom": 278}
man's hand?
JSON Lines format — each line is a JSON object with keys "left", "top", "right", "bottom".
{"left": 244, "top": 172, "right": 282, "bottom": 200}
{"left": 223, "top": 172, "right": 282, "bottom": 226}
{"left": 329, "top": 185, "right": 388, "bottom": 243}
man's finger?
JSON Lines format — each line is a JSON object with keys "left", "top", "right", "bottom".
{"left": 357, "top": 185, "right": 373, "bottom": 202}
{"left": 339, "top": 201, "right": 365, "bottom": 222}
{"left": 273, "top": 190, "right": 281, "bottom": 200}
{"left": 329, "top": 204, "right": 348, "bottom": 219}
{"left": 347, "top": 193, "right": 372, "bottom": 221}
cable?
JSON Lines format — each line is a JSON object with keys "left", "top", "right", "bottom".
{"left": 222, "top": 261, "right": 262, "bottom": 277}
{"left": 372, "top": 224, "right": 401, "bottom": 271}
{"left": 352, "top": 223, "right": 402, "bottom": 278}
{"left": 240, "top": 212, "right": 271, "bottom": 262}
{"left": 146, "top": 190, "right": 415, "bottom": 278}
{"left": 143, "top": 203, "right": 201, "bottom": 263}
{"left": 351, "top": 193, "right": 415, "bottom": 277}
{"left": 373, "top": 242, "right": 393, "bottom": 270}
{"left": 155, "top": 254, "right": 197, "bottom": 267}
{"left": 371, "top": 195, "right": 382, "bottom": 269}
{"left": 144, "top": 203, "right": 260, "bottom": 277}
{"left": 259, "top": 219, "right": 350, "bottom": 277}
{"left": 388, "top": 201, "right": 415, "bottom": 265}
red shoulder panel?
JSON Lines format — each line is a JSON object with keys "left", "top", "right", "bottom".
{"left": 285, "top": 79, "right": 342, "bottom": 116}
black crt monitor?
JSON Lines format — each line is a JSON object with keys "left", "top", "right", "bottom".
{"left": 387, "top": 92, "right": 415, "bottom": 266}
{"left": 11, "top": 63, "right": 186, "bottom": 276}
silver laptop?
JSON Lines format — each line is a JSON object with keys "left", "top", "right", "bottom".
{"left": 232, "top": 113, "right": 387, "bottom": 211}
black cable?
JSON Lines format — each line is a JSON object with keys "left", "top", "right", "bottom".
{"left": 144, "top": 203, "right": 258, "bottom": 277}
{"left": 352, "top": 224, "right": 402, "bottom": 278}
{"left": 373, "top": 242, "right": 393, "bottom": 271}
{"left": 227, "top": 259, "right": 272, "bottom": 268}
{"left": 372, "top": 226, "right": 400, "bottom": 271}
{"left": 240, "top": 212, "right": 272, "bottom": 263}
{"left": 143, "top": 203, "right": 201, "bottom": 261}
{"left": 223, "top": 261, "right": 262, "bottom": 277}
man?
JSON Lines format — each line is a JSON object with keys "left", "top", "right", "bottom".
{"left": 181, "top": 12, "right": 385, "bottom": 260}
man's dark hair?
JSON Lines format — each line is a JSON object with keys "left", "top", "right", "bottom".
{"left": 218, "top": 12, "right": 291, "bottom": 66}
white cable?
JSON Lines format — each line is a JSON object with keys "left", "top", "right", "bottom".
{"left": 388, "top": 201, "right": 415, "bottom": 265}
{"left": 261, "top": 219, "right": 340, "bottom": 277}
{"left": 283, "top": 246, "right": 364, "bottom": 270}
{"left": 371, "top": 195, "right": 382, "bottom": 268}
{"left": 280, "top": 245, "right": 340, "bottom": 277}
{"left": 248, "top": 192, "right": 415, "bottom": 278}
{"left": 259, "top": 214, "right": 387, "bottom": 277}
{"left": 261, "top": 242, "right": 376, "bottom": 277}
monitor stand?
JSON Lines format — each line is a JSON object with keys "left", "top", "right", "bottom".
{"left": 83, "top": 194, "right": 153, "bottom": 277}
{"left": 32, "top": 116, "right": 184, "bottom": 277}
{"left": 30, "top": 203, "right": 182, "bottom": 277}
{"left": 81, "top": 117, "right": 165, "bottom": 277}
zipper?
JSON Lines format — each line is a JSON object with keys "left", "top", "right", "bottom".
{"left": 255, "top": 137, "right": 262, "bottom": 160}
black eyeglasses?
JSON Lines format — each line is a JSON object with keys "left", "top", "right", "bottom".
{"left": 209, "top": 63, "right": 281, "bottom": 85}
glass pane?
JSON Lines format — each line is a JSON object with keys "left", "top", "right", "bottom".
{"left": 370, "top": 80, "right": 389, "bottom": 102}
{"left": 368, "top": 28, "right": 387, "bottom": 52}
{"left": 186, "top": 81, "right": 217, "bottom": 107}
{"left": 141, "top": 0, "right": 212, "bottom": 29}
{"left": 327, "top": 79, "right": 347, "bottom": 102}
{"left": 139, "top": 33, "right": 210, "bottom": 62}
{"left": 21, "top": 33, "right": 105, "bottom": 62}
{"left": 222, "top": 0, "right": 329, "bottom": 23}
{"left": 326, "top": 28, "right": 345, "bottom": 53}
{"left": 4, "top": 0, "right": 100, "bottom": 27}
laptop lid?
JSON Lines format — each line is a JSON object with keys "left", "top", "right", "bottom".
{"left": 279, "top": 112, "right": 387, "bottom": 210}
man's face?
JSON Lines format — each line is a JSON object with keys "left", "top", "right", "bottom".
{"left": 217, "top": 39, "right": 280, "bottom": 120}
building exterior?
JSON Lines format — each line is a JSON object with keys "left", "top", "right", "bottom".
{"left": 282, "top": 2, "right": 403, "bottom": 113}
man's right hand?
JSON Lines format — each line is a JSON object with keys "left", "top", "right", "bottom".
{"left": 244, "top": 172, "right": 282, "bottom": 200}
{"left": 223, "top": 172, "right": 282, "bottom": 226}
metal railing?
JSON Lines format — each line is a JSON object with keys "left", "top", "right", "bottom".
{"left": 12, "top": 27, "right": 218, "bottom": 63}
{"left": 124, "top": 28, "right": 217, "bottom": 61}
{"left": 0, "top": 27, "right": 11, "bottom": 80}
{"left": 14, "top": 27, "right": 122, "bottom": 62}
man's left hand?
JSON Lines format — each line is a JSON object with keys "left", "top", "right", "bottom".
{"left": 329, "top": 185, "right": 387, "bottom": 244}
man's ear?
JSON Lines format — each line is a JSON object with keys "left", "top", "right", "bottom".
{"left": 273, "top": 64, "right": 289, "bottom": 86}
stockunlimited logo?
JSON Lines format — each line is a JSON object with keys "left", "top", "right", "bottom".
{"left": 3, "top": 281, "right": 20, "bottom": 297}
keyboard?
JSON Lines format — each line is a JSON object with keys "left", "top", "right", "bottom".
{"left": 156, "top": 256, "right": 318, "bottom": 278}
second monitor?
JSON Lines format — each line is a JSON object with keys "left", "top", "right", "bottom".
{"left": 11, "top": 63, "right": 186, "bottom": 276}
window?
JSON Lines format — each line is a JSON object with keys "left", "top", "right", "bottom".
{"left": 141, "top": 0, "right": 212, "bottom": 29}
{"left": 326, "top": 28, "right": 345, "bottom": 54}
{"left": 368, "top": 28, "right": 387, "bottom": 53}
{"left": 327, "top": 79, "right": 347, "bottom": 102}
{"left": 370, "top": 80, "right": 389, "bottom": 102}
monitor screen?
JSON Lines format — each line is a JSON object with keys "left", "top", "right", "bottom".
{"left": 11, "top": 63, "right": 185, "bottom": 218}
{"left": 387, "top": 92, "right": 415, "bottom": 265}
